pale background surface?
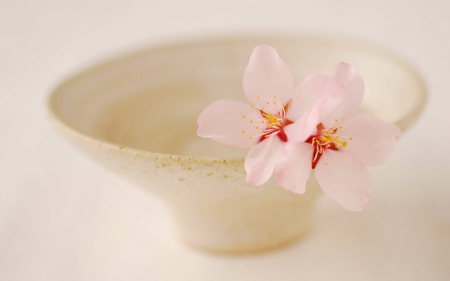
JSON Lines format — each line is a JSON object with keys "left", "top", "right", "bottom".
{"left": 1, "top": 0, "right": 449, "bottom": 280}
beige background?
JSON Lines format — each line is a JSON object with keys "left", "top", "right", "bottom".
{"left": 1, "top": 0, "right": 449, "bottom": 280}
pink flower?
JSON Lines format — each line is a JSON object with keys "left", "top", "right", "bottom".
{"left": 197, "top": 45, "right": 344, "bottom": 186}
{"left": 276, "top": 63, "right": 402, "bottom": 211}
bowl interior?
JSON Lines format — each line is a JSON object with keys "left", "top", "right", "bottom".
{"left": 49, "top": 36, "right": 426, "bottom": 158}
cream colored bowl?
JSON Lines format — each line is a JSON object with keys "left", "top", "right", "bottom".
{"left": 47, "top": 35, "right": 426, "bottom": 253}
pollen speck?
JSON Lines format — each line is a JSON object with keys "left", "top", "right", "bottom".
{"left": 273, "top": 102, "right": 277, "bottom": 104}
{"left": 249, "top": 136, "right": 253, "bottom": 139}
{"left": 242, "top": 115, "right": 246, "bottom": 118}
{"left": 349, "top": 137, "right": 353, "bottom": 140}
{"left": 250, "top": 120, "right": 253, "bottom": 123}
{"left": 256, "top": 126, "right": 259, "bottom": 129}
{"left": 242, "top": 130, "right": 245, "bottom": 134}
{"left": 261, "top": 130, "right": 264, "bottom": 133}
{"left": 335, "top": 119, "right": 338, "bottom": 122}
{"left": 339, "top": 126, "right": 342, "bottom": 129}
{"left": 325, "top": 163, "right": 328, "bottom": 166}
{"left": 257, "top": 96, "right": 261, "bottom": 99}
{"left": 261, "top": 120, "right": 265, "bottom": 123}
{"left": 266, "top": 102, "right": 269, "bottom": 105}
{"left": 274, "top": 95, "right": 277, "bottom": 98}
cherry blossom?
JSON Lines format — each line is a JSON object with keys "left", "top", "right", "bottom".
{"left": 197, "top": 45, "right": 344, "bottom": 186}
{"left": 276, "top": 63, "right": 402, "bottom": 211}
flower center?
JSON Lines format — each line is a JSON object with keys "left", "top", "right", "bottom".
{"left": 241, "top": 95, "right": 292, "bottom": 142}
{"left": 306, "top": 123, "right": 352, "bottom": 169}
{"left": 264, "top": 112, "right": 283, "bottom": 129}
{"left": 259, "top": 110, "right": 292, "bottom": 142}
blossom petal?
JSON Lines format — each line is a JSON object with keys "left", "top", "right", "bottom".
{"left": 322, "top": 63, "right": 365, "bottom": 127}
{"left": 286, "top": 74, "right": 345, "bottom": 121}
{"left": 284, "top": 109, "right": 319, "bottom": 143}
{"left": 245, "top": 136, "right": 284, "bottom": 186}
{"left": 197, "top": 99, "right": 263, "bottom": 149}
{"left": 315, "top": 150, "right": 372, "bottom": 212}
{"left": 275, "top": 143, "right": 312, "bottom": 194}
{"left": 242, "top": 45, "right": 295, "bottom": 113}
{"left": 339, "top": 113, "right": 402, "bottom": 166}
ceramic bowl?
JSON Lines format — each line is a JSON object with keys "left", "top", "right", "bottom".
{"left": 47, "top": 35, "right": 427, "bottom": 253}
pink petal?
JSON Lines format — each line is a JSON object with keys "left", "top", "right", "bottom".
{"left": 245, "top": 136, "right": 284, "bottom": 186}
{"left": 197, "top": 99, "right": 263, "bottom": 149}
{"left": 315, "top": 150, "right": 372, "bottom": 212}
{"left": 322, "top": 62, "right": 365, "bottom": 127}
{"left": 275, "top": 143, "right": 312, "bottom": 194}
{"left": 284, "top": 109, "right": 319, "bottom": 143}
{"left": 286, "top": 74, "right": 345, "bottom": 121}
{"left": 339, "top": 113, "right": 402, "bottom": 166}
{"left": 242, "top": 45, "right": 295, "bottom": 114}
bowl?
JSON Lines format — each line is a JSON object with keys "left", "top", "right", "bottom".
{"left": 47, "top": 34, "right": 427, "bottom": 253}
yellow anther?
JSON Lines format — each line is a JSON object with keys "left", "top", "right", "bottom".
{"left": 267, "top": 113, "right": 278, "bottom": 125}
{"left": 330, "top": 137, "right": 347, "bottom": 147}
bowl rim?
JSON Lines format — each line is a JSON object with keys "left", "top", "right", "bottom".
{"left": 47, "top": 33, "right": 427, "bottom": 165}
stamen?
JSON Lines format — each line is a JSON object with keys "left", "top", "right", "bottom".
{"left": 246, "top": 129, "right": 278, "bottom": 140}
{"left": 308, "top": 123, "right": 351, "bottom": 168}
{"left": 256, "top": 95, "right": 286, "bottom": 118}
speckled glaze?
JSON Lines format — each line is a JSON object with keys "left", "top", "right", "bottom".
{"left": 47, "top": 35, "right": 427, "bottom": 253}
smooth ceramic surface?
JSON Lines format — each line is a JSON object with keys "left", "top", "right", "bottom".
{"left": 47, "top": 35, "right": 426, "bottom": 253}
